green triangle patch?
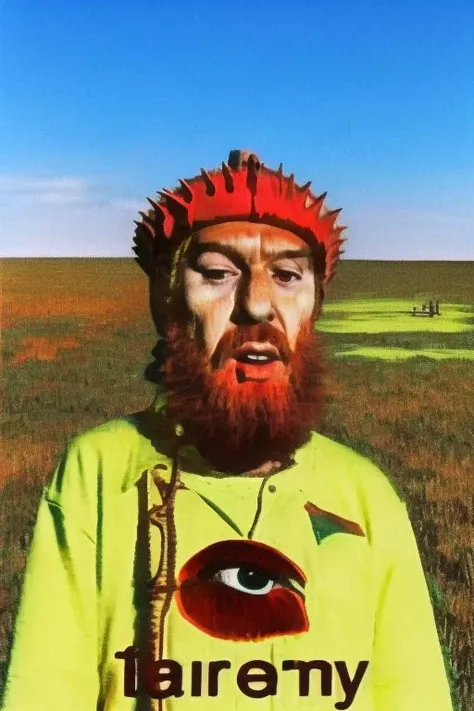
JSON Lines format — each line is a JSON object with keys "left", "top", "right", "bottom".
{"left": 305, "top": 502, "right": 365, "bottom": 544}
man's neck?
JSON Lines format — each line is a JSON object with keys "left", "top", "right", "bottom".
{"left": 243, "top": 460, "right": 285, "bottom": 477}
{"left": 176, "top": 426, "right": 298, "bottom": 476}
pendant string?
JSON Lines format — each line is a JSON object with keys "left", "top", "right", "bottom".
{"left": 148, "top": 431, "right": 182, "bottom": 711}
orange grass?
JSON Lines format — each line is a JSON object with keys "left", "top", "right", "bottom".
{"left": 1, "top": 258, "right": 149, "bottom": 327}
{"left": 1, "top": 258, "right": 473, "bottom": 709}
{"left": 11, "top": 336, "right": 81, "bottom": 365}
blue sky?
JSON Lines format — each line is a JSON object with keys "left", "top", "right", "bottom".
{"left": 1, "top": 0, "right": 473, "bottom": 259}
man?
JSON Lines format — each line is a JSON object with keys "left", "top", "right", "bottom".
{"left": 2, "top": 151, "right": 453, "bottom": 711}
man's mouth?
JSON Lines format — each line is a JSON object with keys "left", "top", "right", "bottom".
{"left": 231, "top": 343, "right": 286, "bottom": 382}
{"left": 233, "top": 342, "right": 282, "bottom": 364}
{"left": 236, "top": 352, "right": 280, "bottom": 364}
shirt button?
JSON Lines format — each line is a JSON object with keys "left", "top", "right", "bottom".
{"left": 268, "top": 484, "right": 276, "bottom": 493}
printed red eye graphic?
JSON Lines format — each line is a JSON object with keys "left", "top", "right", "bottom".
{"left": 175, "top": 540, "right": 308, "bottom": 641}
{"left": 212, "top": 566, "right": 279, "bottom": 595}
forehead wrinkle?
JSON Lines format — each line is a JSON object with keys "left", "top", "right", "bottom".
{"left": 191, "top": 228, "right": 312, "bottom": 268}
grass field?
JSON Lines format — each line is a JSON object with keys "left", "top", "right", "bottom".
{"left": 1, "top": 258, "right": 473, "bottom": 708}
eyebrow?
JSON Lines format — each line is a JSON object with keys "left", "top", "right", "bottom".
{"left": 187, "top": 242, "right": 313, "bottom": 269}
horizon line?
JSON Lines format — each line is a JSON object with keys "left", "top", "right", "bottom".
{"left": 1, "top": 256, "right": 473, "bottom": 263}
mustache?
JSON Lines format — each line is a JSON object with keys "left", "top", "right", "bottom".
{"left": 210, "top": 323, "right": 293, "bottom": 368}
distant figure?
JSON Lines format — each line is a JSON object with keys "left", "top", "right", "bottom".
{"left": 411, "top": 300, "right": 441, "bottom": 317}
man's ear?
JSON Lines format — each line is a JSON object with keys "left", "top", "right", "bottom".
{"left": 312, "top": 278, "right": 325, "bottom": 322}
{"left": 150, "top": 255, "right": 194, "bottom": 335}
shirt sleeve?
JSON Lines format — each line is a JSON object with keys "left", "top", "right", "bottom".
{"left": 371, "top": 501, "right": 454, "bottom": 711}
{"left": 1, "top": 445, "right": 100, "bottom": 711}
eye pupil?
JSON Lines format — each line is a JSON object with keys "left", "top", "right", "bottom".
{"left": 237, "top": 568, "right": 271, "bottom": 590}
{"left": 276, "top": 270, "right": 296, "bottom": 283}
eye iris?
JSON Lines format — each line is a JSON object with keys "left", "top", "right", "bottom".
{"left": 237, "top": 568, "right": 272, "bottom": 590}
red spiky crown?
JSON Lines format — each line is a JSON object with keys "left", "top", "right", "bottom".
{"left": 133, "top": 150, "right": 346, "bottom": 284}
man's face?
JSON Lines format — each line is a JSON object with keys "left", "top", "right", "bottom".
{"left": 182, "top": 221, "right": 318, "bottom": 380}
{"left": 163, "top": 221, "right": 325, "bottom": 473}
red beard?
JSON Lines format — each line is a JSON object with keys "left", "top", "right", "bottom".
{"left": 163, "top": 321, "right": 325, "bottom": 474}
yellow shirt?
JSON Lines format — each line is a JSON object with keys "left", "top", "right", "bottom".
{"left": 1, "top": 407, "right": 453, "bottom": 711}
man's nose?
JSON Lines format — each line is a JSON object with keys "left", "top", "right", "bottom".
{"left": 232, "top": 270, "right": 275, "bottom": 324}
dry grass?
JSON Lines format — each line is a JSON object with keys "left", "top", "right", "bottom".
{"left": 1, "top": 258, "right": 473, "bottom": 709}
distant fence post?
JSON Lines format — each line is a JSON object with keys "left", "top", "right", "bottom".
{"left": 411, "top": 299, "right": 441, "bottom": 317}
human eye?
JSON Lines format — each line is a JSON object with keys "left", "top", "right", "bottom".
{"left": 201, "top": 268, "right": 235, "bottom": 282}
{"left": 212, "top": 566, "right": 278, "bottom": 595}
{"left": 273, "top": 268, "right": 302, "bottom": 285}
{"left": 176, "top": 540, "right": 308, "bottom": 640}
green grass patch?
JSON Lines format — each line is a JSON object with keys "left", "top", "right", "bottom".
{"left": 319, "top": 300, "right": 472, "bottom": 334}
{"left": 334, "top": 347, "right": 474, "bottom": 360}
{"left": 317, "top": 299, "right": 473, "bottom": 360}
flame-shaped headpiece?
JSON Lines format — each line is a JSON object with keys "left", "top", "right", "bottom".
{"left": 133, "top": 150, "right": 346, "bottom": 284}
